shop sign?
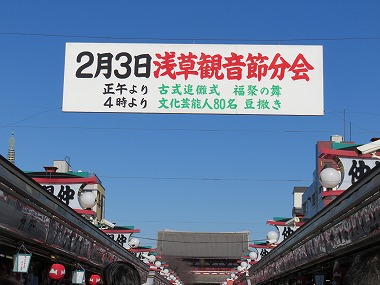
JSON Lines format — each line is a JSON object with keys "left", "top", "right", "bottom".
{"left": 105, "top": 232, "right": 133, "bottom": 249}
{"left": 257, "top": 248, "right": 271, "bottom": 261}
{"left": 324, "top": 196, "right": 380, "bottom": 251}
{"left": 91, "top": 243, "right": 120, "bottom": 266}
{"left": 334, "top": 157, "right": 379, "bottom": 190}
{"left": 46, "top": 219, "right": 93, "bottom": 259}
{"left": 0, "top": 193, "right": 50, "bottom": 242}
{"left": 41, "top": 183, "right": 97, "bottom": 210}
{"left": 63, "top": 43, "right": 323, "bottom": 116}
{"left": 282, "top": 251, "right": 293, "bottom": 271}
{"left": 252, "top": 195, "right": 380, "bottom": 280}
{"left": 293, "top": 244, "right": 308, "bottom": 266}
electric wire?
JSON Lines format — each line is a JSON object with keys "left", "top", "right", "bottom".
{"left": 1, "top": 107, "right": 378, "bottom": 134}
{"left": 0, "top": 108, "right": 60, "bottom": 130}
{"left": 1, "top": 31, "right": 380, "bottom": 43}
{"left": 97, "top": 175, "right": 309, "bottom": 182}
{"left": 4, "top": 123, "right": 379, "bottom": 135}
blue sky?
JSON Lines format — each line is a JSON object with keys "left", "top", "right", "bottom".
{"left": 1, "top": 1, "right": 379, "bottom": 248}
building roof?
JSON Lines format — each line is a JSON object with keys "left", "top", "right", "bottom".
{"left": 157, "top": 230, "right": 249, "bottom": 258}
{"left": 157, "top": 230, "right": 250, "bottom": 284}
{"left": 293, "top": 186, "right": 307, "bottom": 193}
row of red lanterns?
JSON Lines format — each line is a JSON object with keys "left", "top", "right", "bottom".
{"left": 48, "top": 263, "right": 101, "bottom": 284}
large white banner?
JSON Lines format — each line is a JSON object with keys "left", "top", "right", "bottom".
{"left": 62, "top": 43, "right": 323, "bottom": 115}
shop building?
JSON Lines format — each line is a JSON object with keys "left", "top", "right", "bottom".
{"left": 0, "top": 155, "right": 150, "bottom": 284}
{"left": 235, "top": 136, "right": 380, "bottom": 284}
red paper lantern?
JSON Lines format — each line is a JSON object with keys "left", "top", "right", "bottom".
{"left": 89, "top": 274, "right": 101, "bottom": 285}
{"left": 49, "top": 263, "right": 66, "bottom": 280}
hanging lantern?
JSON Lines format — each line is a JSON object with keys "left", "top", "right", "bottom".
{"left": 13, "top": 245, "right": 32, "bottom": 273}
{"left": 72, "top": 264, "right": 86, "bottom": 284}
{"left": 49, "top": 263, "right": 66, "bottom": 280}
{"left": 89, "top": 274, "right": 102, "bottom": 285}
{"left": 72, "top": 270, "right": 85, "bottom": 284}
{"left": 13, "top": 253, "right": 32, "bottom": 273}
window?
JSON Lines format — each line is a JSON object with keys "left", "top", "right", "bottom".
{"left": 302, "top": 202, "right": 308, "bottom": 214}
{"left": 311, "top": 192, "right": 316, "bottom": 207}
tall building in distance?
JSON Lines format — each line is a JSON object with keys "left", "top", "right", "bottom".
{"left": 7, "top": 131, "right": 15, "bottom": 164}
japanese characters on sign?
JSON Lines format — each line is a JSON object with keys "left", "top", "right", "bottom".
{"left": 106, "top": 232, "right": 133, "bottom": 249}
{"left": 41, "top": 183, "right": 97, "bottom": 209}
{"left": 0, "top": 193, "right": 50, "bottom": 242}
{"left": 333, "top": 157, "right": 380, "bottom": 189}
{"left": 63, "top": 43, "right": 323, "bottom": 115}
{"left": 254, "top": 195, "right": 380, "bottom": 282}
